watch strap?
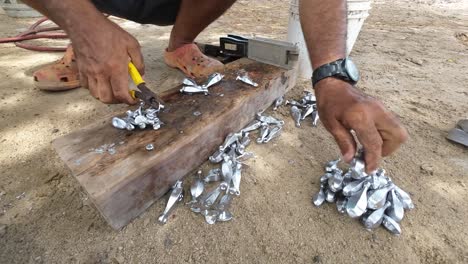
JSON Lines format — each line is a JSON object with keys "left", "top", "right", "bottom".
{"left": 312, "top": 59, "right": 347, "bottom": 87}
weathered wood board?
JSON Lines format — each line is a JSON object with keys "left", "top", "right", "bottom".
{"left": 52, "top": 59, "right": 297, "bottom": 229}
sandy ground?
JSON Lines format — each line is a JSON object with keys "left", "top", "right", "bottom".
{"left": 0, "top": 0, "right": 467, "bottom": 263}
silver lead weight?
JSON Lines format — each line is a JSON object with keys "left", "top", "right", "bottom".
{"left": 201, "top": 183, "right": 224, "bottom": 208}
{"left": 313, "top": 187, "right": 326, "bottom": 207}
{"left": 286, "top": 99, "right": 306, "bottom": 108}
{"left": 180, "top": 85, "right": 209, "bottom": 95}
{"left": 331, "top": 172, "right": 344, "bottom": 192}
{"left": 311, "top": 111, "right": 320, "bottom": 127}
{"left": 325, "top": 158, "right": 341, "bottom": 172}
{"left": 336, "top": 197, "right": 347, "bottom": 214}
{"left": 273, "top": 96, "right": 284, "bottom": 110}
{"left": 204, "top": 210, "right": 219, "bottom": 225}
{"left": 301, "top": 104, "right": 315, "bottom": 120}
{"left": 112, "top": 103, "right": 163, "bottom": 131}
{"left": 394, "top": 185, "right": 414, "bottom": 210}
{"left": 204, "top": 168, "right": 223, "bottom": 183}
{"left": 257, "top": 124, "right": 270, "bottom": 144}
{"left": 209, "top": 148, "right": 226, "bottom": 164}
{"left": 231, "top": 163, "right": 242, "bottom": 196}
{"left": 203, "top": 72, "right": 224, "bottom": 89}
{"left": 180, "top": 72, "right": 223, "bottom": 95}
{"left": 236, "top": 74, "right": 258, "bottom": 87}
{"left": 263, "top": 125, "right": 282, "bottom": 143}
{"left": 190, "top": 112, "right": 285, "bottom": 224}
{"left": 158, "top": 180, "right": 184, "bottom": 224}
{"left": 291, "top": 106, "right": 302, "bottom": 128}
{"left": 325, "top": 189, "right": 337, "bottom": 203}
{"left": 367, "top": 184, "right": 395, "bottom": 210}
{"left": 342, "top": 177, "right": 368, "bottom": 197}
{"left": 386, "top": 189, "right": 405, "bottom": 222}
{"left": 188, "top": 177, "right": 205, "bottom": 205}
{"left": 183, "top": 77, "right": 198, "bottom": 86}
{"left": 257, "top": 115, "right": 285, "bottom": 126}
{"left": 346, "top": 182, "right": 371, "bottom": 218}
{"left": 312, "top": 153, "right": 413, "bottom": 235}
{"left": 217, "top": 194, "right": 233, "bottom": 222}
{"left": 289, "top": 90, "right": 320, "bottom": 127}
{"left": 363, "top": 201, "right": 391, "bottom": 230}
{"left": 220, "top": 132, "right": 242, "bottom": 151}
{"left": 242, "top": 120, "right": 262, "bottom": 133}
{"left": 221, "top": 158, "right": 234, "bottom": 186}
{"left": 382, "top": 215, "right": 402, "bottom": 235}
{"left": 112, "top": 117, "right": 127, "bottom": 129}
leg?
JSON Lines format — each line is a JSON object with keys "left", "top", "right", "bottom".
{"left": 164, "top": 0, "right": 237, "bottom": 77}
{"left": 21, "top": 0, "right": 48, "bottom": 15}
{"left": 23, "top": 0, "right": 180, "bottom": 91}
{"left": 168, "top": 0, "right": 237, "bottom": 51}
{"left": 22, "top": 0, "right": 80, "bottom": 91}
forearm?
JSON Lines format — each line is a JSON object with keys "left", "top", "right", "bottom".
{"left": 22, "top": 0, "right": 107, "bottom": 41}
{"left": 299, "top": 0, "right": 347, "bottom": 70}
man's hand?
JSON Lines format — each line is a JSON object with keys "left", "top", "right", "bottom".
{"left": 315, "top": 78, "right": 408, "bottom": 173}
{"left": 299, "top": 0, "right": 407, "bottom": 171}
{"left": 23, "top": 0, "right": 143, "bottom": 104}
{"left": 72, "top": 19, "right": 143, "bottom": 104}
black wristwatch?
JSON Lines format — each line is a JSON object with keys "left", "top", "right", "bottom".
{"left": 311, "top": 57, "right": 360, "bottom": 88}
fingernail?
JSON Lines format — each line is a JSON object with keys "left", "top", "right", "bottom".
{"left": 366, "top": 167, "right": 376, "bottom": 174}
{"left": 342, "top": 153, "right": 353, "bottom": 163}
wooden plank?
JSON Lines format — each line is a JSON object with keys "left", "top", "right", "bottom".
{"left": 52, "top": 59, "right": 297, "bottom": 229}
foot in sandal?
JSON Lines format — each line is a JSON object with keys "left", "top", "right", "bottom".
{"left": 34, "top": 43, "right": 222, "bottom": 91}
{"left": 33, "top": 45, "right": 80, "bottom": 91}
{"left": 164, "top": 43, "right": 224, "bottom": 78}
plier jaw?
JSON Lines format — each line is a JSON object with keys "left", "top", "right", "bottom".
{"left": 131, "top": 84, "right": 165, "bottom": 110}
{"left": 128, "top": 62, "right": 165, "bottom": 109}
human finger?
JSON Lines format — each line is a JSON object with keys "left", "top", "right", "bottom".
{"left": 326, "top": 119, "right": 357, "bottom": 163}
{"left": 352, "top": 120, "right": 383, "bottom": 173}
{"left": 127, "top": 41, "right": 145, "bottom": 74}
{"left": 96, "top": 76, "right": 116, "bottom": 104}
{"left": 79, "top": 72, "right": 89, "bottom": 89}
{"left": 111, "top": 69, "right": 137, "bottom": 105}
{"left": 88, "top": 77, "right": 99, "bottom": 100}
{"left": 373, "top": 110, "right": 408, "bottom": 156}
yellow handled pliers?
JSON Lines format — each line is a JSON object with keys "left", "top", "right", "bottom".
{"left": 128, "top": 62, "right": 165, "bottom": 108}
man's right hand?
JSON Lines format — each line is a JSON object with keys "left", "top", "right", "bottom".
{"left": 315, "top": 78, "right": 408, "bottom": 173}
{"left": 72, "top": 18, "right": 144, "bottom": 104}
{"left": 24, "top": 0, "right": 143, "bottom": 104}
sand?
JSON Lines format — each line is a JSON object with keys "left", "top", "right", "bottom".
{"left": 0, "top": 0, "right": 467, "bottom": 263}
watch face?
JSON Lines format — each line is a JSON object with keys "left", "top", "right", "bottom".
{"left": 345, "top": 58, "right": 360, "bottom": 82}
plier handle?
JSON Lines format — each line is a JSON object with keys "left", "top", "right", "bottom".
{"left": 128, "top": 62, "right": 165, "bottom": 109}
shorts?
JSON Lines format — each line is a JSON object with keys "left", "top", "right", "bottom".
{"left": 91, "top": 0, "right": 182, "bottom": 25}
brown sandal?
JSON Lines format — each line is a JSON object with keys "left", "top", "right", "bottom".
{"left": 164, "top": 43, "right": 224, "bottom": 78}
{"left": 33, "top": 45, "right": 81, "bottom": 91}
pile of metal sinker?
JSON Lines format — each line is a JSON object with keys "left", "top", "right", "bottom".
{"left": 287, "top": 91, "right": 319, "bottom": 127}
{"left": 110, "top": 85, "right": 413, "bottom": 233}
{"left": 111, "top": 103, "right": 164, "bottom": 131}
{"left": 313, "top": 150, "right": 414, "bottom": 235}
{"left": 111, "top": 72, "right": 257, "bottom": 131}
{"left": 158, "top": 112, "right": 285, "bottom": 225}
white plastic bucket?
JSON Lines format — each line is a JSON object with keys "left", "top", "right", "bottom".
{"left": 1, "top": 0, "right": 42, "bottom": 18}
{"left": 287, "top": 1, "right": 310, "bottom": 79}
{"left": 347, "top": 0, "right": 371, "bottom": 55}
{"left": 287, "top": 0, "right": 372, "bottom": 79}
